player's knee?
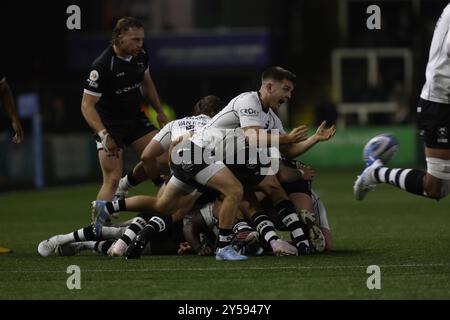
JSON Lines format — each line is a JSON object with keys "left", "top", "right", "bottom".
{"left": 103, "top": 174, "right": 121, "bottom": 189}
{"left": 224, "top": 183, "right": 243, "bottom": 203}
{"left": 425, "top": 158, "right": 450, "bottom": 199}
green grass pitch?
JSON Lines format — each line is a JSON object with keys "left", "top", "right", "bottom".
{"left": 1, "top": 169, "right": 449, "bottom": 300}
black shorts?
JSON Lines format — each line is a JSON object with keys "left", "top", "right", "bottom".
{"left": 417, "top": 98, "right": 450, "bottom": 149}
{"left": 96, "top": 112, "right": 157, "bottom": 149}
{"left": 227, "top": 163, "right": 266, "bottom": 186}
{"left": 225, "top": 146, "right": 271, "bottom": 186}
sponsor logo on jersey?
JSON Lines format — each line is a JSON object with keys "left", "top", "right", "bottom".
{"left": 240, "top": 108, "right": 259, "bottom": 116}
{"left": 87, "top": 80, "right": 99, "bottom": 88}
{"left": 115, "top": 82, "right": 140, "bottom": 95}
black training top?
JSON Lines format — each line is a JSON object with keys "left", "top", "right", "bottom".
{"left": 83, "top": 45, "right": 149, "bottom": 121}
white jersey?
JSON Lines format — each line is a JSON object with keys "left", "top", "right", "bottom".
{"left": 421, "top": 3, "right": 450, "bottom": 104}
{"left": 183, "top": 202, "right": 219, "bottom": 236}
{"left": 152, "top": 115, "right": 211, "bottom": 150}
{"left": 191, "top": 91, "right": 285, "bottom": 148}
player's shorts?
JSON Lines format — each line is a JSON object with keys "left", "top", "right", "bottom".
{"left": 417, "top": 98, "right": 450, "bottom": 149}
{"left": 225, "top": 146, "right": 271, "bottom": 186}
{"left": 226, "top": 163, "right": 266, "bottom": 186}
{"left": 195, "top": 189, "right": 220, "bottom": 205}
{"left": 95, "top": 112, "right": 157, "bottom": 150}
{"left": 170, "top": 140, "right": 225, "bottom": 189}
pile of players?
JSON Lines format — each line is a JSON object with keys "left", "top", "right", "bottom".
{"left": 38, "top": 66, "right": 336, "bottom": 261}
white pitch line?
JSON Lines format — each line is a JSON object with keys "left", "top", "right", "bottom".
{"left": 0, "top": 263, "right": 449, "bottom": 273}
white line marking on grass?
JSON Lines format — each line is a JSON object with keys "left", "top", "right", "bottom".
{"left": 0, "top": 263, "right": 449, "bottom": 273}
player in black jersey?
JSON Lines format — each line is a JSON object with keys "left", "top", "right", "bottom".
{"left": 81, "top": 17, "right": 168, "bottom": 202}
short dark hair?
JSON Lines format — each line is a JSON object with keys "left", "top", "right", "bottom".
{"left": 192, "top": 95, "right": 225, "bottom": 117}
{"left": 261, "top": 66, "right": 296, "bottom": 83}
{"left": 112, "top": 17, "right": 144, "bottom": 44}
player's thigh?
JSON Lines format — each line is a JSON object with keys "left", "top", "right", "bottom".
{"left": 156, "top": 178, "right": 192, "bottom": 212}
{"left": 98, "top": 149, "right": 123, "bottom": 178}
{"left": 425, "top": 147, "right": 450, "bottom": 160}
{"left": 276, "top": 162, "right": 302, "bottom": 183}
{"left": 206, "top": 166, "right": 243, "bottom": 199}
{"left": 255, "top": 174, "right": 282, "bottom": 194}
{"left": 129, "top": 129, "right": 159, "bottom": 155}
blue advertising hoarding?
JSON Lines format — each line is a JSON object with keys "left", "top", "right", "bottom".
{"left": 67, "top": 31, "right": 271, "bottom": 71}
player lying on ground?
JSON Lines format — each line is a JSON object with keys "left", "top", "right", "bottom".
{"left": 38, "top": 182, "right": 332, "bottom": 257}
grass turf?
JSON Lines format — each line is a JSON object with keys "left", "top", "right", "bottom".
{"left": 0, "top": 169, "right": 449, "bottom": 300}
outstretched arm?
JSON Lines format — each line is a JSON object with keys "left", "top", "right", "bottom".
{"left": 281, "top": 121, "right": 336, "bottom": 158}
{"left": 243, "top": 125, "right": 309, "bottom": 147}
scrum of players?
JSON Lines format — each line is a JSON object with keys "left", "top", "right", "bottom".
{"left": 38, "top": 66, "right": 336, "bottom": 261}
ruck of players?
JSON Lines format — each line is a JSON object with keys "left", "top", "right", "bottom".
{"left": 37, "top": 17, "right": 337, "bottom": 261}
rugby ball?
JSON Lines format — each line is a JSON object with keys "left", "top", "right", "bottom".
{"left": 362, "top": 133, "right": 399, "bottom": 164}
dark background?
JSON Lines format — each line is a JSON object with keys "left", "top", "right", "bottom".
{"left": 0, "top": 0, "right": 448, "bottom": 133}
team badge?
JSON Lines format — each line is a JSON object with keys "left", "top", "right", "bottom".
{"left": 437, "top": 126, "right": 448, "bottom": 143}
{"left": 89, "top": 70, "right": 99, "bottom": 81}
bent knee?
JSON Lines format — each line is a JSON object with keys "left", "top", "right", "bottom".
{"left": 103, "top": 174, "right": 121, "bottom": 188}
{"left": 224, "top": 183, "right": 244, "bottom": 202}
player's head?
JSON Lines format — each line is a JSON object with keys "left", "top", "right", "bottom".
{"left": 260, "top": 66, "right": 296, "bottom": 110}
{"left": 192, "top": 95, "right": 225, "bottom": 117}
{"left": 112, "top": 17, "right": 145, "bottom": 56}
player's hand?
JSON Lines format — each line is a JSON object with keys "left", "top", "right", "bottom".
{"left": 99, "top": 131, "right": 119, "bottom": 158}
{"left": 11, "top": 118, "right": 24, "bottom": 144}
{"left": 156, "top": 111, "right": 168, "bottom": 128}
{"left": 314, "top": 121, "right": 336, "bottom": 142}
{"left": 177, "top": 242, "right": 192, "bottom": 255}
{"left": 105, "top": 136, "right": 119, "bottom": 158}
{"left": 288, "top": 125, "right": 308, "bottom": 143}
